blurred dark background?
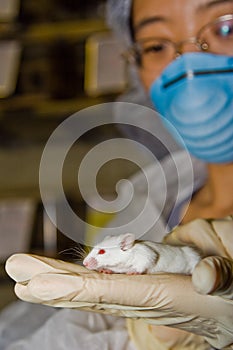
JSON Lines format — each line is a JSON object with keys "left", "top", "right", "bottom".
{"left": 0, "top": 0, "right": 136, "bottom": 309}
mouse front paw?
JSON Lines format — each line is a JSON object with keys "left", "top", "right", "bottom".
{"left": 98, "top": 269, "right": 114, "bottom": 274}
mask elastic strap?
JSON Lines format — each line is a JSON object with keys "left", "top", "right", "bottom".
{"left": 164, "top": 68, "right": 233, "bottom": 89}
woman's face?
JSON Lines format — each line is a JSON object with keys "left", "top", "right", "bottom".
{"left": 132, "top": 0, "right": 233, "bottom": 90}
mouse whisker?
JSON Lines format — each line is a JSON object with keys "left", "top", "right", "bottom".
{"left": 58, "top": 247, "right": 77, "bottom": 256}
{"left": 72, "top": 245, "right": 91, "bottom": 260}
{"left": 58, "top": 246, "right": 84, "bottom": 259}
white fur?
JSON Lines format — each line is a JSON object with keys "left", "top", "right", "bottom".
{"left": 83, "top": 233, "right": 201, "bottom": 275}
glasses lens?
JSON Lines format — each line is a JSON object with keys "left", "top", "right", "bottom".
{"left": 135, "top": 38, "right": 175, "bottom": 70}
{"left": 199, "top": 16, "right": 233, "bottom": 55}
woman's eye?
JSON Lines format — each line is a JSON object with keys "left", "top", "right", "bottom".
{"left": 98, "top": 249, "right": 106, "bottom": 255}
{"left": 144, "top": 43, "right": 166, "bottom": 54}
{"left": 216, "top": 21, "right": 233, "bottom": 37}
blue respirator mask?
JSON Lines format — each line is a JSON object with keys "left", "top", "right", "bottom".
{"left": 150, "top": 52, "right": 233, "bottom": 163}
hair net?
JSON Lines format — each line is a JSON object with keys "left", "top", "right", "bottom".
{"left": 106, "top": 0, "right": 133, "bottom": 45}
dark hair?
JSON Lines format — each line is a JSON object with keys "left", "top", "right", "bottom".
{"left": 128, "top": 4, "right": 142, "bottom": 66}
{"left": 129, "top": 4, "right": 135, "bottom": 42}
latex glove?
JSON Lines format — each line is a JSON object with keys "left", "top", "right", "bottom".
{"left": 128, "top": 216, "right": 233, "bottom": 350}
{"left": 164, "top": 216, "right": 233, "bottom": 297}
{"left": 5, "top": 215, "right": 233, "bottom": 350}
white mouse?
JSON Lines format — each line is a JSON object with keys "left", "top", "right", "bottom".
{"left": 83, "top": 233, "right": 201, "bottom": 275}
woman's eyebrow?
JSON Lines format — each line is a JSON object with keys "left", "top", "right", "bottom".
{"left": 198, "top": 0, "right": 233, "bottom": 11}
{"left": 133, "top": 0, "right": 233, "bottom": 34}
{"left": 134, "top": 16, "right": 167, "bottom": 34}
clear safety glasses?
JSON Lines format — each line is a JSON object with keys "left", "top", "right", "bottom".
{"left": 124, "top": 14, "right": 233, "bottom": 71}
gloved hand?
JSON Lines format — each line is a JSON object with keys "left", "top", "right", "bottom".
{"left": 164, "top": 216, "right": 233, "bottom": 298}
{"left": 5, "top": 217, "right": 233, "bottom": 350}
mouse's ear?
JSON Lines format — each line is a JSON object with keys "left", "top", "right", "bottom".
{"left": 120, "top": 233, "right": 135, "bottom": 251}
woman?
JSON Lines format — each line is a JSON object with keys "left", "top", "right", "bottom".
{"left": 4, "top": 0, "right": 233, "bottom": 349}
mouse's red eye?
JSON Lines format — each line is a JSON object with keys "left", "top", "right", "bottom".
{"left": 98, "top": 249, "right": 106, "bottom": 255}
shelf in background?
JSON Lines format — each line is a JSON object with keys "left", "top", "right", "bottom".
{"left": 22, "top": 20, "right": 107, "bottom": 44}
{"left": 0, "top": 94, "right": 110, "bottom": 118}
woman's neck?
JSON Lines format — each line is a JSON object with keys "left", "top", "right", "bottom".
{"left": 205, "top": 163, "right": 233, "bottom": 214}
{"left": 181, "top": 162, "right": 233, "bottom": 223}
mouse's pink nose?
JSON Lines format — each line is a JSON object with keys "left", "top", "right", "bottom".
{"left": 83, "top": 257, "right": 98, "bottom": 269}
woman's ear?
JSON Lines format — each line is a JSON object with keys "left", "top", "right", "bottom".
{"left": 120, "top": 233, "right": 136, "bottom": 251}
